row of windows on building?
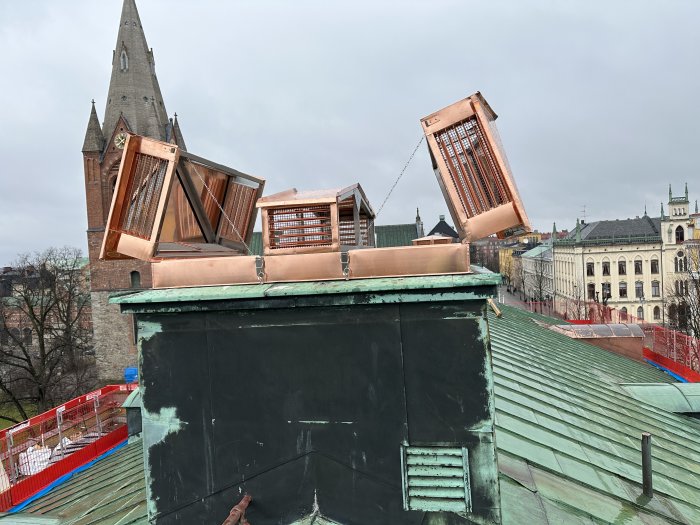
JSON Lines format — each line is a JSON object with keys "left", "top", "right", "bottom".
{"left": 0, "top": 328, "right": 32, "bottom": 346}
{"left": 586, "top": 252, "right": 688, "bottom": 277}
{"left": 586, "top": 259, "right": 658, "bottom": 277}
{"left": 618, "top": 305, "right": 661, "bottom": 321}
{"left": 586, "top": 280, "right": 660, "bottom": 301}
{"left": 587, "top": 278, "right": 689, "bottom": 302}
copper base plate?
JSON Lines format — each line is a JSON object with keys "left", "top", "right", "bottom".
{"left": 151, "top": 244, "right": 470, "bottom": 289}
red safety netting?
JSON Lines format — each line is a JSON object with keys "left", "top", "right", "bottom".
{"left": 0, "top": 383, "right": 137, "bottom": 511}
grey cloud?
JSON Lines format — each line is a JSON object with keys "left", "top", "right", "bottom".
{"left": 1, "top": 0, "right": 699, "bottom": 264}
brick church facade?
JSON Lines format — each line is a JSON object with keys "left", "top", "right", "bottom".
{"left": 82, "top": 0, "right": 184, "bottom": 379}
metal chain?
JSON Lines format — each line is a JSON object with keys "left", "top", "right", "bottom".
{"left": 375, "top": 136, "right": 425, "bottom": 217}
{"left": 188, "top": 161, "right": 252, "bottom": 254}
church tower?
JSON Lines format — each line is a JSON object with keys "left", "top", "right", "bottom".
{"left": 83, "top": 0, "right": 184, "bottom": 379}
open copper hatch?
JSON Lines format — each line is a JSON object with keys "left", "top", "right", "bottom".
{"left": 256, "top": 185, "right": 375, "bottom": 256}
{"left": 421, "top": 92, "right": 531, "bottom": 241}
{"left": 100, "top": 135, "right": 264, "bottom": 261}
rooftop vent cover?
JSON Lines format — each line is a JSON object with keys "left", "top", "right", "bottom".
{"left": 101, "top": 135, "right": 264, "bottom": 261}
{"left": 401, "top": 445, "right": 472, "bottom": 515}
{"left": 421, "top": 92, "right": 531, "bottom": 242}
{"left": 256, "top": 184, "right": 375, "bottom": 255}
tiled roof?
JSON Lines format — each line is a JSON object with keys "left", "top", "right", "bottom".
{"left": 427, "top": 219, "right": 458, "bottom": 239}
{"left": 11, "top": 306, "right": 700, "bottom": 524}
{"left": 374, "top": 224, "right": 419, "bottom": 247}
{"left": 520, "top": 244, "right": 551, "bottom": 259}
{"left": 571, "top": 216, "right": 662, "bottom": 241}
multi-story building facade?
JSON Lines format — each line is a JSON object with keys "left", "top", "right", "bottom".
{"left": 553, "top": 185, "right": 695, "bottom": 325}
{"left": 82, "top": 0, "right": 184, "bottom": 379}
{"left": 520, "top": 243, "right": 554, "bottom": 302}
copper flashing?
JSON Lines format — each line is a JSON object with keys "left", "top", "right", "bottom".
{"left": 151, "top": 256, "right": 261, "bottom": 288}
{"left": 421, "top": 92, "right": 531, "bottom": 241}
{"left": 100, "top": 135, "right": 264, "bottom": 261}
{"left": 347, "top": 244, "right": 469, "bottom": 279}
{"left": 148, "top": 243, "right": 470, "bottom": 288}
{"left": 257, "top": 184, "right": 375, "bottom": 256}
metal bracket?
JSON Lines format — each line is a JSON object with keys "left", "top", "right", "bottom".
{"left": 255, "top": 256, "right": 265, "bottom": 284}
{"left": 341, "top": 251, "right": 350, "bottom": 280}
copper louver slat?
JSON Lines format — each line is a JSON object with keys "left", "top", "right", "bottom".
{"left": 100, "top": 135, "right": 265, "bottom": 261}
{"left": 267, "top": 205, "right": 333, "bottom": 250}
{"left": 257, "top": 184, "right": 375, "bottom": 256}
{"left": 421, "top": 92, "right": 530, "bottom": 241}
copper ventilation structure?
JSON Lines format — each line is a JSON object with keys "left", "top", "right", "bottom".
{"left": 257, "top": 185, "right": 375, "bottom": 255}
{"left": 421, "top": 92, "right": 531, "bottom": 241}
{"left": 100, "top": 88, "right": 537, "bottom": 289}
{"left": 101, "top": 135, "right": 264, "bottom": 261}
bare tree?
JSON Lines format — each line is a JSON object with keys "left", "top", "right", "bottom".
{"left": 666, "top": 243, "right": 700, "bottom": 367}
{"left": 529, "top": 255, "right": 549, "bottom": 312}
{"left": 500, "top": 253, "right": 514, "bottom": 290}
{"left": 513, "top": 255, "right": 526, "bottom": 300}
{"left": 565, "top": 281, "right": 587, "bottom": 321}
{"left": 0, "top": 247, "right": 96, "bottom": 424}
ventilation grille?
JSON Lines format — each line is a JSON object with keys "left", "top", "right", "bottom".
{"left": 338, "top": 217, "right": 373, "bottom": 246}
{"left": 337, "top": 197, "right": 374, "bottom": 247}
{"left": 401, "top": 446, "right": 471, "bottom": 514}
{"left": 434, "top": 117, "right": 511, "bottom": 218}
{"left": 267, "top": 205, "right": 333, "bottom": 250}
{"left": 120, "top": 152, "right": 169, "bottom": 238}
{"left": 219, "top": 182, "right": 258, "bottom": 245}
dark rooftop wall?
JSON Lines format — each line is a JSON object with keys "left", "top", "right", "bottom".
{"left": 137, "top": 294, "right": 499, "bottom": 524}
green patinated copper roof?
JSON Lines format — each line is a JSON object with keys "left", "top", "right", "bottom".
{"left": 110, "top": 274, "right": 501, "bottom": 310}
{"left": 620, "top": 383, "right": 700, "bottom": 414}
{"left": 248, "top": 232, "right": 263, "bottom": 256}
{"left": 374, "top": 224, "right": 419, "bottom": 247}
{"left": 492, "top": 306, "right": 700, "bottom": 524}
{"left": 6, "top": 439, "right": 147, "bottom": 524}
{"left": 11, "top": 304, "right": 700, "bottom": 524}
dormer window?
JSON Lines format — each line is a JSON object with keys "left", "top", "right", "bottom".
{"left": 120, "top": 49, "right": 129, "bottom": 71}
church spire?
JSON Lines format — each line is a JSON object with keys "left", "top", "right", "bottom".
{"left": 102, "top": 0, "right": 169, "bottom": 143}
{"left": 172, "top": 113, "right": 187, "bottom": 151}
{"left": 82, "top": 100, "right": 104, "bottom": 152}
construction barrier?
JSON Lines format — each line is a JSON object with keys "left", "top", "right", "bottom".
{"left": 0, "top": 384, "right": 137, "bottom": 511}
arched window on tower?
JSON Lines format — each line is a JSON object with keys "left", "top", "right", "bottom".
{"left": 675, "top": 225, "right": 685, "bottom": 244}
{"left": 23, "top": 328, "right": 32, "bottom": 346}
{"left": 674, "top": 251, "right": 687, "bottom": 273}
{"left": 130, "top": 271, "right": 141, "bottom": 288}
{"left": 120, "top": 49, "right": 129, "bottom": 72}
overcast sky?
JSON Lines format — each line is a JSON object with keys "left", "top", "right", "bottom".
{"left": 1, "top": 0, "right": 699, "bottom": 265}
